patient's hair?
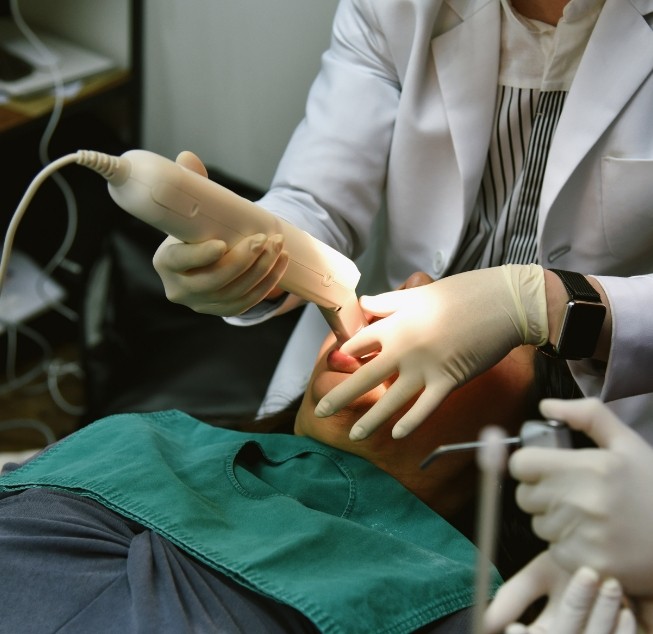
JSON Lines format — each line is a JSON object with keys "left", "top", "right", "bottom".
{"left": 493, "top": 351, "right": 582, "bottom": 578}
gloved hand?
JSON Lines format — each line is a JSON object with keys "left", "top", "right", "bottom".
{"left": 484, "top": 552, "right": 636, "bottom": 634}
{"left": 510, "top": 397, "right": 653, "bottom": 598}
{"left": 152, "top": 151, "right": 289, "bottom": 316}
{"left": 314, "top": 264, "right": 548, "bottom": 440}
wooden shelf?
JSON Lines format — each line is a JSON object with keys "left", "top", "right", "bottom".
{"left": 0, "top": 68, "right": 134, "bottom": 135}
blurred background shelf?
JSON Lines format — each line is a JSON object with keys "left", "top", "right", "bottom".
{"left": 0, "top": 0, "right": 142, "bottom": 143}
{"left": 0, "top": 0, "right": 142, "bottom": 454}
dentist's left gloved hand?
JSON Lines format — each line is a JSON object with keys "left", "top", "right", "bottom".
{"left": 484, "top": 552, "right": 636, "bottom": 634}
{"left": 511, "top": 397, "right": 653, "bottom": 598}
{"left": 314, "top": 264, "right": 548, "bottom": 440}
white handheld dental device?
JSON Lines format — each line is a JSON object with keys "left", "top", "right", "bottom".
{"left": 105, "top": 150, "right": 368, "bottom": 342}
{"left": 3, "top": 149, "right": 368, "bottom": 344}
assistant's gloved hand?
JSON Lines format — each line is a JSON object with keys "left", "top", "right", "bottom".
{"left": 152, "top": 151, "right": 289, "bottom": 316}
{"left": 314, "top": 264, "right": 548, "bottom": 440}
{"left": 484, "top": 552, "right": 636, "bottom": 634}
{"left": 510, "top": 397, "right": 653, "bottom": 598}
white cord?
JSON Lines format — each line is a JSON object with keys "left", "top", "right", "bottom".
{"left": 0, "top": 320, "right": 83, "bottom": 417}
{"left": 10, "top": 0, "right": 79, "bottom": 323}
{"left": 1, "top": 3, "right": 78, "bottom": 442}
{"left": 0, "top": 154, "right": 80, "bottom": 293}
{"left": 46, "top": 358, "right": 84, "bottom": 416}
{"left": 3, "top": 7, "right": 125, "bottom": 416}
{"left": 0, "top": 150, "right": 124, "bottom": 292}
{"left": 0, "top": 149, "right": 122, "bottom": 429}
{"left": 0, "top": 321, "right": 53, "bottom": 395}
{"left": 0, "top": 0, "right": 126, "bottom": 437}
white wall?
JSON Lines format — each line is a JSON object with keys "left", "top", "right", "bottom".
{"left": 142, "top": 0, "right": 339, "bottom": 190}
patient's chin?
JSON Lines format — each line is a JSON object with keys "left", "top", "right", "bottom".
{"left": 311, "top": 372, "right": 384, "bottom": 412}
{"left": 311, "top": 371, "right": 348, "bottom": 402}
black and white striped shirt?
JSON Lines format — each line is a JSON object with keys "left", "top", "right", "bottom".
{"left": 449, "top": 0, "right": 605, "bottom": 273}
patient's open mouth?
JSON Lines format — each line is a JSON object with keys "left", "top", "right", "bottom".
{"left": 326, "top": 347, "right": 364, "bottom": 374}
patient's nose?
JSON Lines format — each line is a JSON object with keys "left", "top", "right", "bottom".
{"left": 326, "top": 348, "right": 362, "bottom": 374}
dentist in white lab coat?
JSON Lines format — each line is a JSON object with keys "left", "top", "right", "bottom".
{"left": 153, "top": 0, "right": 653, "bottom": 440}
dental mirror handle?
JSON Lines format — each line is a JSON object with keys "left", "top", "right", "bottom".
{"left": 420, "top": 419, "right": 572, "bottom": 469}
{"left": 472, "top": 426, "right": 507, "bottom": 634}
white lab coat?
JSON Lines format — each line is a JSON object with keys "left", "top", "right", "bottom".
{"left": 230, "top": 0, "right": 653, "bottom": 438}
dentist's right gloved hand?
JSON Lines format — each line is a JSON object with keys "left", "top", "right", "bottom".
{"left": 152, "top": 151, "right": 289, "bottom": 316}
{"left": 484, "top": 551, "right": 636, "bottom": 634}
{"left": 511, "top": 398, "right": 653, "bottom": 598}
{"left": 315, "top": 264, "right": 548, "bottom": 440}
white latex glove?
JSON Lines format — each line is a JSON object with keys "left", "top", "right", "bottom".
{"left": 484, "top": 552, "right": 636, "bottom": 634}
{"left": 314, "top": 264, "right": 548, "bottom": 440}
{"left": 151, "top": 151, "right": 289, "bottom": 316}
{"left": 511, "top": 398, "right": 653, "bottom": 598}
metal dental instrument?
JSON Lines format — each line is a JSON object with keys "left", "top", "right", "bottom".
{"left": 420, "top": 419, "right": 572, "bottom": 470}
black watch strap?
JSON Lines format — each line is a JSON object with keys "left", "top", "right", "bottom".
{"left": 538, "top": 269, "right": 605, "bottom": 360}
{"left": 550, "top": 269, "right": 601, "bottom": 303}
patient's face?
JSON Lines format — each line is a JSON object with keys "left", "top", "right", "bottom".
{"left": 294, "top": 335, "right": 536, "bottom": 515}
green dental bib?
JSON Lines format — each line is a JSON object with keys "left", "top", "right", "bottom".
{"left": 0, "top": 410, "right": 499, "bottom": 633}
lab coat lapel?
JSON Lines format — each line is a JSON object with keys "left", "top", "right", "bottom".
{"left": 431, "top": 0, "right": 501, "bottom": 214}
{"left": 540, "top": 0, "right": 653, "bottom": 218}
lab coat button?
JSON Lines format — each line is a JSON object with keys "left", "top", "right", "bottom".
{"left": 547, "top": 246, "right": 571, "bottom": 263}
{"left": 432, "top": 251, "right": 447, "bottom": 275}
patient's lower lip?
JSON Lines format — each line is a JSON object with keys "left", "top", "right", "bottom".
{"left": 326, "top": 348, "right": 362, "bottom": 373}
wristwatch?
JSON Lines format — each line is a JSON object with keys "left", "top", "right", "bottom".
{"left": 538, "top": 269, "right": 606, "bottom": 360}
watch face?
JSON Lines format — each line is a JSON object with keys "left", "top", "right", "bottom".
{"left": 558, "top": 301, "right": 607, "bottom": 359}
